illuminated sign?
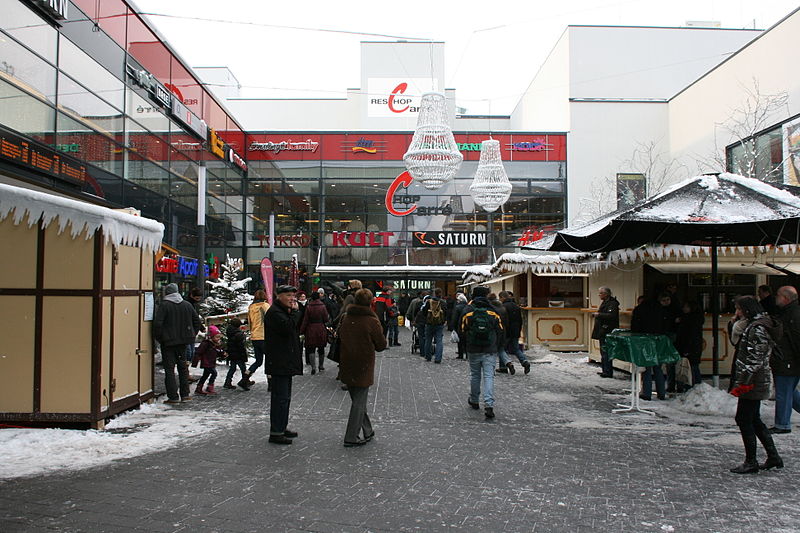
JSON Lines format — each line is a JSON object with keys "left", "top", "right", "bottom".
{"left": 1, "top": 125, "right": 87, "bottom": 186}
{"left": 507, "top": 140, "right": 553, "bottom": 152}
{"left": 351, "top": 138, "right": 378, "bottom": 154}
{"left": 248, "top": 139, "right": 319, "bottom": 153}
{"left": 156, "top": 254, "right": 220, "bottom": 279}
{"left": 256, "top": 234, "right": 313, "bottom": 247}
{"left": 412, "top": 232, "right": 487, "bottom": 247}
{"left": 208, "top": 128, "right": 225, "bottom": 159}
{"left": 328, "top": 231, "right": 395, "bottom": 247}
{"left": 367, "top": 78, "right": 436, "bottom": 118}
{"left": 50, "top": 143, "right": 80, "bottom": 153}
{"left": 457, "top": 143, "right": 483, "bottom": 152}
{"left": 517, "top": 225, "right": 556, "bottom": 246}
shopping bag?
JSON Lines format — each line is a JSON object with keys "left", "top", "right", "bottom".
{"left": 676, "top": 356, "right": 693, "bottom": 386}
{"left": 450, "top": 330, "right": 459, "bottom": 343}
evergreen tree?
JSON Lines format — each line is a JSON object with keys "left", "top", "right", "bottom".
{"left": 200, "top": 254, "right": 253, "bottom": 316}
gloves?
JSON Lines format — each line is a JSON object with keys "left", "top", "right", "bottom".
{"left": 730, "top": 384, "right": 754, "bottom": 397}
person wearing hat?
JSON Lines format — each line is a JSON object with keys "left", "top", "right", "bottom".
{"left": 154, "top": 283, "right": 203, "bottom": 404}
{"left": 263, "top": 285, "right": 304, "bottom": 444}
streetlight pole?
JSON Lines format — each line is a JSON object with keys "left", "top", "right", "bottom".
{"left": 197, "top": 163, "right": 206, "bottom": 295}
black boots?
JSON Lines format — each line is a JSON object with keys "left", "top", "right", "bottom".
{"left": 730, "top": 433, "right": 759, "bottom": 474}
{"left": 756, "top": 427, "right": 784, "bottom": 470}
{"left": 237, "top": 372, "right": 251, "bottom": 391}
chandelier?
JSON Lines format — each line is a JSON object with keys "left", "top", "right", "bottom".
{"left": 403, "top": 92, "right": 463, "bottom": 190}
{"left": 469, "top": 139, "right": 511, "bottom": 212}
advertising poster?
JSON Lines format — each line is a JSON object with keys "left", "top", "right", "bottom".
{"left": 783, "top": 117, "right": 800, "bottom": 185}
{"left": 260, "top": 257, "right": 274, "bottom": 305}
{"left": 616, "top": 173, "right": 646, "bottom": 209}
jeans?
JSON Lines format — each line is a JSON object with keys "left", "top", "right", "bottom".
{"left": 162, "top": 344, "right": 190, "bottom": 401}
{"left": 269, "top": 375, "right": 293, "bottom": 436}
{"left": 497, "top": 347, "right": 511, "bottom": 366}
{"left": 387, "top": 322, "right": 399, "bottom": 345}
{"left": 198, "top": 367, "right": 218, "bottom": 387}
{"left": 642, "top": 364, "right": 666, "bottom": 399}
{"left": 599, "top": 340, "right": 613, "bottom": 376}
{"left": 424, "top": 324, "right": 444, "bottom": 362}
{"left": 344, "top": 386, "right": 373, "bottom": 443}
{"left": 185, "top": 343, "right": 196, "bottom": 364}
{"left": 505, "top": 337, "right": 529, "bottom": 364}
{"left": 416, "top": 325, "right": 426, "bottom": 356}
{"left": 225, "top": 360, "right": 247, "bottom": 383}
{"left": 468, "top": 352, "right": 497, "bottom": 407}
{"left": 773, "top": 374, "right": 800, "bottom": 430}
{"left": 248, "top": 340, "right": 265, "bottom": 375}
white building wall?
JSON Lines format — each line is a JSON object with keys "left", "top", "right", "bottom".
{"left": 668, "top": 9, "right": 800, "bottom": 175}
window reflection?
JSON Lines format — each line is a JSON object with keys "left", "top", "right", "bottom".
{"left": 58, "top": 37, "right": 124, "bottom": 110}
{"left": 57, "top": 73, "right": 123, "bottom": 137}
{"left": 0, "top": 33, "right": 56, "bottom": 102}
{"left": 0, "top": 77, "right": 54, "bottom": 142}
{"left": 0, "top": 0, "right": 58, "bottom": 62}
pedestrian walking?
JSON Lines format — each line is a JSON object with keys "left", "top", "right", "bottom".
{"left": 460, "top": 286, "right": 504, "bottom": 419}
{"left": 242, "top": 289, "right": 270, "bottom": 388}
{"left": 300, "top": 291, "right": 329, "bottom": 374}
{"left": 223, "top": 319, "right": 249, "bottom": 391}
{"left": 185, "top": 287, "right": 205, "bottom": 373}
{"left": 501, "top": 291, "right": 531, "bottom": 374}
{"left": 374, "top": 286, "right": 394, "bottom": 339}
{"left": 592, "top": 286, "right": 620, "bottom": 379}
{"left": 770, "top": 286, "right": 800, "bottom": 434}
{"left": 194, "top": 325, "right": 225, "bottom": 395}
{"left": 728, "top": 295, "right": 784, "bottom": 473}
{"left": 488, "top": 293, "right": 514, "bottom": 374}
{"left": 338, "top": 288, "right": 387, "bottom": 447}
{"left": 386, "top": 300, "right": 401, "bottom": 347}
{"left": 448, "top": 292, "right": 468, "bottom": 359}
{"left": 264, "top": 285, "right": 303, "bottom": 445}
{"left": 423, "top": 288, "right": 446, "bottom": 363}
{"left": 154, "top": 283, "right": 203, "bottom": 404}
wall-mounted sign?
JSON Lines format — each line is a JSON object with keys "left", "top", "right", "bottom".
{"left": 507, "top": 140, "right": 553, "bottom": 152}
{"left": 328, "top": 231, "right": 395, "bottom": 247}
{"left": 50, "top": 143, "right": 80, "bottom": 153}
{"left": 385, "top": 171, "right": 453, "bottom": 217}
{"left": 393, "top": 280, "right": 433, "bottom": 291}
{"left": 367, "top": 78, "right": 437, "bottom": 118}
{"left": 342, "top": 137, "right": 386, "bottom": 154}
{"left": 457, "top": 143, "right": 483, "bottom": 152}
{"left": 517, "top": 225, "right": 557, "bottom": 246}
{"left": 249, "top": 139, "right": 319, "bottom": 153}
{"left": 126, "top": 63, "right": 171, "bottom": 109}
{"left": 256, "top": 234, "right": 313, "bottom": 247}
{"left": 208, "top": 129, "right": 247, "bottom": 174}
{"left": 156, "top": 254, "right": 220, "bottom": 279}
{"left": 1, "top": 124, "right": 87, "bottom": 186}
{"left": 616, "top": 173, "right": 646, "bottom": 209}
{"left": 170, "top": 97, "right": 207, "bottom": 140}
{"left": 412, "top": 232, "right": 487, "bottom": 247}
{"left": 24, "top": 0, "right": 68, "bottom": 21}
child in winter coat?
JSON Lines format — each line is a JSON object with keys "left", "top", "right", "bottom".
{"left": 224, "top": 319, "right": 249, "bottom": 391}
{"left": 194, "top": 325, "right": 225, "bottom": 395}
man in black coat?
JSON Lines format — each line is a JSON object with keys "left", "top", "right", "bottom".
{"left": 501, "top": 291, "right": 531, "bottom": 374}
{"left": 771, "top": 286, "right": 800, "bottom": 434}
{"left": 264, "top": 285, "right": 303, "bottom": 445}
{"left": 154, "top": 283, "right": 203, "bottom": 404}
{"left": 592, "top": 286, "right": 620, "bottom": 378}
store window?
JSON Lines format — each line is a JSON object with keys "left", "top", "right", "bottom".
{"left": 726, "top": 126, "right": 783, "bottom": 183}
{"left": 126, "top": 149, "right": 170, "bottom": 196}
{"left": 0, "top": 0, "right": 58, "bottom": 63}
{"left": 56, "top": 111, "right": 123, "bottom": 176}
{"left": 0, "top": 33, "right": 57, "bottom": 102}
{"left": 58, "top": 36, "right": 125, "bottom": 111}
{"left": 0, "top": 78, "right": 54, "bottom": 143}
{"left": 57, "top": 72, "right": 124, "bottom": 137}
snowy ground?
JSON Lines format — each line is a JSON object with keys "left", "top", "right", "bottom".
{"left": 0, "top": 350, "right": 792, "bottom": 480}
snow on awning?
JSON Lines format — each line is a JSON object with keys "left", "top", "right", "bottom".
{"left": 648, "top": 262, "right": 785, "bottom": 275}
{"left": 0, "top": 183, "right": 164, "bottom": 251}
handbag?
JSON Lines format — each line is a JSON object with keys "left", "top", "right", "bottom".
{"left": 327, "top": 314, "right": 345, "bottom": 363}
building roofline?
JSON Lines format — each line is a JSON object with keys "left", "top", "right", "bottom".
{"left": 566, "top": 24, "right": 762, "bottom": 32}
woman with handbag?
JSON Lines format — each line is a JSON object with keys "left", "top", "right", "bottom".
{"left": 728, "top": 295, "right": 784, "bottom": 473}
{"left": 337, "top": 288, "right": 387, "bottom": 447}
{"left": 300, "top": 291, "right": 329, "bottom": 374}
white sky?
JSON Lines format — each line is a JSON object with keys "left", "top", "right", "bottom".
{"left": 131, "top": 0, "right": 799, "bottom": 115}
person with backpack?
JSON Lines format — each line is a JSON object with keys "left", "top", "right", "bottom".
{"left": 459, "top": 286, "right": 504, "bottom": 419}
{"left": 423, "top": 288, "right": 447, "bottom": 363}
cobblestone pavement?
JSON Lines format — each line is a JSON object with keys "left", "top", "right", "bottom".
{"left": 2, "top": 327, "right": 799, "bottom": 533}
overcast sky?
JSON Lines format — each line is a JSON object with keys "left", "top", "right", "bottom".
{"left": 131, "top": 0, "right": 798, "bottom": 115}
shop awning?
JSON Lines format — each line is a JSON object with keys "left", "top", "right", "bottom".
{"left": 767, "top": 262, "right": 800, "bottom": 275}
{"left": 316, "top": 265, "right": 470, "bottom": 279}
{"left": 648, "top": 262, "right": 785, "bottom": 275}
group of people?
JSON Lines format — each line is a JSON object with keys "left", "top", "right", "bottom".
{"left": 592, "top": 282, "right": 800, "bottom": 474}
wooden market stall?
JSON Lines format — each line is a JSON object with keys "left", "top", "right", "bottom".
{"left": 0, "top": 183, "right": 164, "bottom": 429}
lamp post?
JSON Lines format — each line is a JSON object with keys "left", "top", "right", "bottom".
{"left": 197, "top": 162, "right": 206, "bottom": 295}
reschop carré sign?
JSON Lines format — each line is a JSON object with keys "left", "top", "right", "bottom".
{"left": 367, "top": 79, "right": 438, "bottom": 118}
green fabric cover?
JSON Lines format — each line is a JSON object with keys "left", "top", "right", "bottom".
{"left": 605, "top": 330, "right": 680, "bottom": 367}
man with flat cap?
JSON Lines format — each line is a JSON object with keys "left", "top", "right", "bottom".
{"left": 264, "top": 285, "right": 303, "bottom": 444}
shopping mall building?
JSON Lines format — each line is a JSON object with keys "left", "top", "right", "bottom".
{"left": 2, "top": 0, "right": 799, "bottom": 295}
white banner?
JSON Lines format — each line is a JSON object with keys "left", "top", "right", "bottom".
{"left": 367, "top": 78, "right": 438, "bottom": 118}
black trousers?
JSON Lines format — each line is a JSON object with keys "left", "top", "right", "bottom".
{"left": 735, "top": 398, "right": 768, "bottom": 437}
{"left": 269, "top": 375, "right": 293, "bottom": 435}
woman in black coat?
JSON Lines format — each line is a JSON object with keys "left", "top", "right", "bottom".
{"left": 728, "top": 296, "right": 784, "bottom": 473}
{"left": 675, "top": 301, "right": 704, "bottom": 388}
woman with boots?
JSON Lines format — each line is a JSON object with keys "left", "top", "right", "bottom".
{"left": 194, "top": 325, "right": 225, "bottom": 396}
{"left": 224, "top": 319, "right": 249, "bottom": 390}
{"left": 241, "top": 290, "right": 270, "bottom": 389}
{"left": 729, "top": 295, "right": 784, "bottom": 473}
{"left": 299, "top": 291, "right": 329, "bottom": 374}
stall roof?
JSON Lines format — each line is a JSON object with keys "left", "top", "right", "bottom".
{"left": 0, "top": 183, "right": 164, "bottom": 251}
{"left": 649, "top": 262, "right": 785, "bottom": 275}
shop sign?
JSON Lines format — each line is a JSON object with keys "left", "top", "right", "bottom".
{"left": 328, "top": 231, "right": 395, "bottom": 247}
{"left": 367, "top": 78, "right": 436, "bottom": 118}
{"left": 125, "top": 63, "right": 171, "bottom": 109}
{"left": 385, "top": 171, "right": 454, "bottom": 217}
{"left": 393, "top": 280, "right": 433, "bottom": 290}
{"left": 24, "top": 0, "right": 68, "bottom": 21}
{"left": 412, "top": 232, "right": 487, "bottom": 247}
{"left": 171, "top": 141, "right": 203, "bottom": 152}
{"left": 170, "top": 97, "right": 207, "bottom": 140}
{"left": 517, "top": 225, "right": 556, "bottom": 246}
{"left": 256, "top": 234, "right": 313, "bottom": 247}
{"left": 156, "top": 254, "right": 220, "bottom": 279}
{"left": 208, "top": 129, "right": 247, "bottom": 174}
{"left": 249, "top": 139, "right": 319, "bottom": 153}
{"left": 507, "top": 140, "right": 553, "bottom": 152}
{"left": 345, "top": 138, "right": 386, "bottom": 154}
{"left": 457, "top": 143, "right": 483, "bottom": 152}
{"left": 50, "top": 143, "right": 80, "bottom": 153}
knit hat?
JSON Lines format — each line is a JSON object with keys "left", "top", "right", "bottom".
{"left": 164, "top": 283, "right": 179, "bottom": 295}
{"left": 207, "top": 325, "right": 221, "bottom": 337}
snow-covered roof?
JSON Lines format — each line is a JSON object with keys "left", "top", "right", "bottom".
{"left": 0, "top": 183, "right": 164, "bottom": 251}
{"left": 462, "top": 251, "right": 602, "bottom": 284}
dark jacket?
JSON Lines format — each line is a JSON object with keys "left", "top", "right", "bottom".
{"left": 631, "top": 299, "right": 675, "bottom": 336}
{"left": 338, "top": 304, "right": 387, "bottom": 387}
{"left": 459, "top": 297, "right": 504, "bottom": 354}
{"left": 225, "top": 325, "right": 247, "bottom": 362}
{"left": 775, "top": 300, "right": 800, "bottom": 376}
{"left": 488, "top": 298, "right": 508, "bottom": 345}
{"left": 502, "top": 298, "right": 523, "bottom": 340}
{"left": 374, "top": 294, "right": 393, "bottom": 325}
{"left": 731, "top": 313, "right": 781, "bottom": 400}
{"left": 263, "top": 302, "right": 303, "bottom": 376}
{"left": 760, "top": 294, "right": 779, "bottom": 316}
{"left": 154, "top": 299, "right": 202, "bottom": 347}
{"left": 448, "top": 301, "right": 467, "bottom": 331}
{"left": 300, "top": 299, "right": 330, "bottom": 348}
{"left": 676, "top": 310, "right": 704, "bottom": 365}
{"left": 591, "top": 296, "right": 620, "bottom": 341}
{"left": 321, "top": 296, "right": 338, "bottom": 323}
{"left": 194, "top": 338, "right": 224, "bottom": 369}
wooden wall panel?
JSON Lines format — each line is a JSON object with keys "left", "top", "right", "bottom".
{"left": 43, "top": 223, "right": 93, "bottom": 290}
{"left": 0, "top": 296, "right": 35, "bottom": 412}
{"left": 115, "top": 246, "right": 140, "bottom": 290}
{"left": 0, "top": 219, "right": 37, "bottom": 289}
{"left": 112, "top": 296, "right": 140, "bottom": 400}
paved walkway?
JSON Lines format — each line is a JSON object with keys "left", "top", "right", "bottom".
{"left": 2, "top": 328, "right": 798, "bottom": 533}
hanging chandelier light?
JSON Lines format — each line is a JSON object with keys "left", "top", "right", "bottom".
{"left": 403, "top": 92, "right": 463, "bottom": 190}
{"left": 469, "top": 139, "right": 512, "bottom": 212}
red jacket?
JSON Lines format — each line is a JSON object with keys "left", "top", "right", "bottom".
{"left": 194, "top": 339, "right": 225, "bottom": 369}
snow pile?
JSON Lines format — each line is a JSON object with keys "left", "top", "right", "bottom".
{"left": 0, "top": 402, "right": 238, "bottom": 479}
{"left": 670, "top": 382, "right": 737, "bottom": 417}
{"left": 0, "top": 183, "right": 163, "bottom": 251}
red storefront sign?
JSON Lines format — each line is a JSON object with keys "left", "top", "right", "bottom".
{"left": 328, "top": 231, "right": 395, "bottom": 247}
